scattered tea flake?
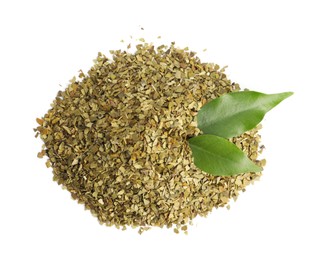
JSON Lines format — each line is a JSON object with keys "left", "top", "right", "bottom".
{"left": 37, "top": 150, "right": 46, "bottom": 158}
{"left": 181, "top": 225, "right": 187, "bottom": 231}
{"left": 51, "top": 117, "right": 60, "bottom": 124}
{"left": 138, "top": 226, "right": 150, "bottom": 234}
{"left": 36, "top": 118, "right": 43, "bottom": 125}
{"left": 175, "top": 70, "right": 182, "bottom": 79}
{"left": 259, "top": 159, "right": 267, "bottom": 167}
{"left": 62, "top": 126, "right": 71, "bottom": 134}
{"left": 71, "top": 158, "right": 79, "bottom": 166}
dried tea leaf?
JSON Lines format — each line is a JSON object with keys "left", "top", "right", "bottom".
{"left": 36, "top": 118, "right": 43, "bottom": 125}
{"left": 35, "top": 40, "right": 265, "bottom": 233}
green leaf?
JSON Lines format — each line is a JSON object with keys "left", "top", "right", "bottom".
{"left": 189, "top": 135, "right": 262, "bottom": 176}
{"left": 197, "top": 91, "right": 293, "bottom": 138}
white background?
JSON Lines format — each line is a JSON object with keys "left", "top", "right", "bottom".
{"left": 1, "top": 0, "right": 324, "bottom": 259}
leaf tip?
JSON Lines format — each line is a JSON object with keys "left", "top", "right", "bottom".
{"left": 277, "top": 91, "right": 294, "bottom": 100}
{"left": 251, "top": 164, "right": 263, "bottom": 173}
{"left": 283, "top": 91, "right": 294, "bottom": 98}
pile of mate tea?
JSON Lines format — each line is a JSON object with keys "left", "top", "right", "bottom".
{"left": 35, "top": 41, "right": 265, "bottom": 233}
